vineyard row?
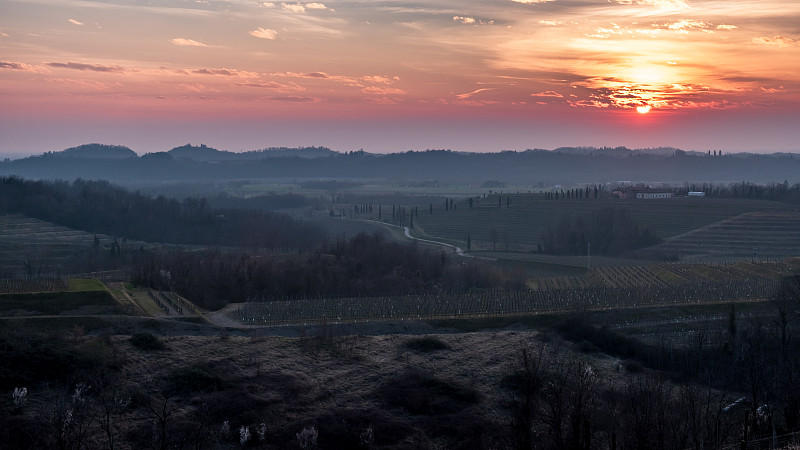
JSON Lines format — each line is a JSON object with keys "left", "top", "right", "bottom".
{"left": 229, "top": 279, "right": 781, "bottom": 326}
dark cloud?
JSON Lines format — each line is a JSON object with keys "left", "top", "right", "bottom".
{"left": 0, "top": 61, "right": 28, "bottom": 70}
{"left": 721, "top": 75, "right": 782, "bottom": 83}
{"left": 193, "top": 69, "right": 236, "bottom": 76}
{"left": 303, "top": 72, "right": 329, "bottom": 78}
{"left": 46, "top": 62, "right": 124, "bottom": 72}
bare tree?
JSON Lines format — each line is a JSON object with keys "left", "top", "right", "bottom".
{"left": 148, "top": 394, "right": 179, "bottom": 450}
{"left": 511, "top": 346, "right": 545, "bottom": 450}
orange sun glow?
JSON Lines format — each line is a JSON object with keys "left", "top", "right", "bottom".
{"left": 636, "top": 105, "right": 652, "bottom": 114}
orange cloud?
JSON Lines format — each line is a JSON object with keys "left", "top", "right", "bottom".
{"left": 282, "top": 3, "right": 306, "bottom": 13}
{"left": 532, "top": 90, "right": 563, "bottom": 97}
{"left": 453, "top": 16, "right": 476, "bottom": 24}
{"left": 752, "top": 36, "right": 799, "bottom": 47}
{"left": 170, "top": 38, "right": 208, "bottom": 47}
{"left": 362, "top": 86, "right": 405, "bottom": 95}
{"left": 250, "top": 27, "right": 278, "bottom": 39}
{"left": 456, "top": 88, "right": 493, "bottom": 99}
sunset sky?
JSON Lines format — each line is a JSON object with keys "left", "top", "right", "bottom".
{"left": 1, "top": 0, "right": 799, "bottom": 156}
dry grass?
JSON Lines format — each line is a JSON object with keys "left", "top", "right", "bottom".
{"left": 111, "top": 329, "right": 628, "bottom": 447}
{"left": 97, "top": 330, "right": 563, "bottom": 448}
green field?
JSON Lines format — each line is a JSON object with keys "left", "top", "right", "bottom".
{"left": 0, "top": 290, "right": 118, "bottom": 316}
{"left": 68, "top": 278, "right": 106, "bottom": 292}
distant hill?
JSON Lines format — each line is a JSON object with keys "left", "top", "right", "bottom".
{"left": 167, "top": 144, "right": 337, "bottom": 161}
{"left": 552, "top": 146, "right": 701, "bottom": 157}
{"left": 168, "top": 144, "right": 238, "bottom": 162}
{"left": 56, "top": 143, "right": 137, "bottom": 160}
{"left": 1, "top": 144, "right": 798, "bottom": 185}
{"left": 250, "top": 146, "right": 337, "bottom": 159}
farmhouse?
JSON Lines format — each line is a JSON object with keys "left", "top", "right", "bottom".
{"left": 613, "top": 187, "right": 674, "bottom": 199}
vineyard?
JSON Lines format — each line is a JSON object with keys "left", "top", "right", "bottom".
{"left": 405, "top": 195, "right": 794, "bottom": 254}
{"left": 144, "top": 289, "right": 204, "bottom": 318}
{"left": 0, "top": 214, "right": 143, "bottom": 278}
{"left": 610, "top": 301, "right": 779, "bottom": 347}
{"left": 227, "top": 278, "right": 781, "bottom": 327}
{"left": 0, "top": 277, "right": 68, "bottom": 294}
{"left": 640, "top": 211, "right": 800, "bottom": 260}
{"left": 226, "top": 258, "right": 797, "bottom": 327}
{"left": 587, "top": 260, "right": 793, "bottom": 287}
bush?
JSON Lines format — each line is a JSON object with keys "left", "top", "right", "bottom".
{"left": 555, "top": 318, "right": 640, "bottom": 359}
{"left": 129, "top": 332, "right": 165, "bottom": 351}
{"left": 308, "top": 409, "right": 412, "bottom": 449}
{"left": 0, "top": 330, "right": 118, "bottom": 389}
{"left": 167, "top": 366, "right": 223, "bottom": 395}
{"left": 193, "top": 389, "right": 269, "bottom": 426}
{"left": 403, "top": 336, "right": 451, "bottom": 352}
{"left": 379, "top": 370, "right": 480, "bottom": 416}
{"left": 624, "top": 360, "right": 643, "bottom": 373}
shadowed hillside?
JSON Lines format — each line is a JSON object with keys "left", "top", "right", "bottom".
{"left": 3, "top": 145, "right": 800, "bottom": 185}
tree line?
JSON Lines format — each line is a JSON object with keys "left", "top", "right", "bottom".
{"left": 510, "top": 276, "right": 800, "bottom": 449}
{"left": 133, "top": 232, "right": 523, "bottom": 310}
{"left": 682, "top": 181, "right": 800, "bottom": 203}
{"left": 0, "top": 176, "right": 326, "bottom": 250}
{"left": 540, "top": 207, "right": 661, "bottom": 256}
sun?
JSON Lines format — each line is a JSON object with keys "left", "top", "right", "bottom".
{"left": 636, "top": 104, "right": 652, "bottom": 114}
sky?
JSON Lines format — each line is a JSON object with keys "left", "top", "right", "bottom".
{"left": 1, "top": 0, "right": 799, "bottom": 156}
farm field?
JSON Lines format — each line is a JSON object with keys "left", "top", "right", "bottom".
{"left": 3, "top": 258, "right": 793, "bottom": 344}
{"left": 224, "top": 259, "right": 794, "bottom": 328}
{"left": 0, "top": 288, "right": 119, "bottom": 317}
{"left": 405, "top": 195, "right": 795, "bottom": 256}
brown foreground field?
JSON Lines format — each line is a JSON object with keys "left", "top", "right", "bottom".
{"left": 0, "top": 323, "right": 595, "bottom": 449}
{"left": 2, "top": 272, "right": 800, "bottom": 449}
{"left": 5, "top": 308, "right": 800, "bottom": 450}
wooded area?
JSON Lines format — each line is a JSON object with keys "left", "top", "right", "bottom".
{"left": 0, "top": 177, "right": 326, "bottom": 250}
{"left": 540, "top": 207, "right": 662, "bottom": 256}
{"left": 133, "top": 232, "right": 520, "bottom": 310}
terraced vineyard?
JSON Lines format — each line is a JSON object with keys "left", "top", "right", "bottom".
{"left": 411, "top": 195, "right": 794, "bottom": 255}
{"left": 642, "top": 211, "right": 800, "bottom": 260}
{"left": 0, "top": 215, "right": 146, "bottom": 277}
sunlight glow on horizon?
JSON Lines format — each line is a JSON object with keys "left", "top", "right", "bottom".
{"left": 0, "top": 0, "right": 798, "bottom": 154}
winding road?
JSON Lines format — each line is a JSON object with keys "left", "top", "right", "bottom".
{"left": 357, "top": 218, "right": 494, "bottom": 260}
